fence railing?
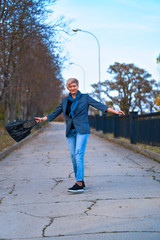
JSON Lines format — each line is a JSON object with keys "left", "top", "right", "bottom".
{"left": 88, "top": 112, "right": 160, "bottom": 146}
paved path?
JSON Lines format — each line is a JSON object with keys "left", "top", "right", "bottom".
{"left": 0, "top": 122, "right": 160, "bottom": 240}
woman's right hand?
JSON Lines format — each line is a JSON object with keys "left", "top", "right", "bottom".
{"left": 35, "top": 116, "right": 47, "bottom": 123}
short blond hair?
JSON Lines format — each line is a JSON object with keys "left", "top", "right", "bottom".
{"left": 66, "top": 78, "right": 79, "bottom": 89}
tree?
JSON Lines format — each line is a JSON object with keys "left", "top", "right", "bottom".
{"left": 92, "top": 62, "right": 158, "bottom": 114}
{"left": 0, "top": 0, "right": 68, "bottom": 125}
{"left": 11, "top": 33, "right": 64, "bottom": 120}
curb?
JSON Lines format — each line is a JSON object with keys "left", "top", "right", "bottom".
{"left": 91, "top": 130, "right": 160, "bottom": 163}
{"left": 0, "top": 123, "right": 50, "bottom": 161}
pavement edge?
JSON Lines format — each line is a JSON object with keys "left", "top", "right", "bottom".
{"left": 91, "top": 129, "right": 160, "bottom": 163}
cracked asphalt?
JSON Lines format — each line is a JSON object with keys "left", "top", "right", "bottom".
{"left": 0, "top": 122, "right": 160, "bottom": 240}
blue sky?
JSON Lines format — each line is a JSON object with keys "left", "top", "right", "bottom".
{"left": 50, "top": 0, "right": 160, "bottom": 94}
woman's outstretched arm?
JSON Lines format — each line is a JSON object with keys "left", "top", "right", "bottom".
{"left": 35, "top": 101, "right": 63, "bottom": 123}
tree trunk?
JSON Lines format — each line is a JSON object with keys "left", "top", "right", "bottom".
{"left": 4, "top": 98, "right": 9, "bottom": 126}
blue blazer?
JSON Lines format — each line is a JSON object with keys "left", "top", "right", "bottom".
{"left": 47, "top": 94, "right": 108, "bottom": 136}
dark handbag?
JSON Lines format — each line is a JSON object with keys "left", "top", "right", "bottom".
{"left": 6, "top": 119, "right": 38, "bottom": 142}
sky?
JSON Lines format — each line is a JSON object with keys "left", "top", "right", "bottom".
{"left": 49, "top": 0, "right": 160, "bottom": 94}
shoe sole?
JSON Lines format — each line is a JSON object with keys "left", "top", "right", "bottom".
{"left": 68, "top": 189, "right": 84, "bottom": 193}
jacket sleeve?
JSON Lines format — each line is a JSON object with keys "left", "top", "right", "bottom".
{"left": 88, "top": 95, "right": 109, "bottom": 112}
{"left": 47, "top": 101, "right": 63, "bottom": 122}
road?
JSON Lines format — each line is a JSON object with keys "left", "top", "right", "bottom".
{"left": 0, "top": 122, "right": 160, "bottom": 240}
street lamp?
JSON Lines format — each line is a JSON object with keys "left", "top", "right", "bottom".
{"left": 72, "top": 28, "right": 102, "bottom": 103}
{"left": 69, "top": 62, "right": 86, "bottom": 93}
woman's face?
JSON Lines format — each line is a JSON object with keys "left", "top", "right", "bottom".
{"left": 68, "top": 83, "right": 79, "bottom": 95}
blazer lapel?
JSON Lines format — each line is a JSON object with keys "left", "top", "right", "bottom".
{"left": 63, "top": 98, "right": 70, "bottom": 118}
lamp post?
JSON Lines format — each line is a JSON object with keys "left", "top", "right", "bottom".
{"left": 69, "top": 62, "right": 85, "bottom": 93}
{"left": 72, "top": 28, "right": 102, "bottom": 103}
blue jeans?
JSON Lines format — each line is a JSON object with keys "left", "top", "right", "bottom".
{"left": 67, "top": 129, "right": 89, "bottom": 181}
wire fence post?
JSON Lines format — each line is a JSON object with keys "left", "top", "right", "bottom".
{"left": 113, "top": 114, "right": 118, "bottom": 138}
{"left": 130, "top": 111, "right": 138, "bottom": 144}
{"left": 95, "top": 114, "right": 98, "bottom": 131}
{"left": 102, "top": 112, "right": 107, "bottom": 133}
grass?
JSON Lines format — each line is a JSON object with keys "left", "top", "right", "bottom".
{"left": 103, "top": 132, "right": 160, "bottom": 154}
{"left": 0, "top": 128, "right": 15, "bottom": 151}
{"left": 138, "top": 144, "right": 160, "bottom": 154}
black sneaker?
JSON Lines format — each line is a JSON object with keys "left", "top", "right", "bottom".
{"left": 83, "top": 181, "right": 86, "bottom": 190}
{"left": 68, "top": 183, "right": 84, "bottom": 193}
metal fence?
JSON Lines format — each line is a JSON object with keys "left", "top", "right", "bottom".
{"left": 88, "top": 112, "right": 160, "bottom": 146}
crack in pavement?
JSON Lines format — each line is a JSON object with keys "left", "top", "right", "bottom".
{"left": 91, "top": 214, "right": 158, "bottom": 220}
{"left": 53, "top": 230, "right": 160, "bottom": 238}
{"left": 84, "top": 174, "right": 147, "bottom": 178}
{"left": 42, "top": 217, "right": 54, "bottom": 237}
{"left": 19, "top": 210, "right": 55, "bottom": 237}
{"left": 19, "top": 211, "right": 79, "bottom": 220}
{"left": 146, "top": 166, "right": 158, "bottom": 173}
{"left": 125, "top": 154, "right": 142, "bottom": 167}
{"left": 145, "top": 168, "right": 160, "bottom": 183}
{"left": 83, "top": 197, "right": 160, "bottom": 217}
{"left": 0, "top": 196, "right": 5, "bottom": 204}
{"left": 11, "top": 230, "right": 160, "bottom": 239}
{"left": 68, "top": 171, "right": 74, "bottom": 178}
{"left": 44, "top": 152, "right": 51, "bottom": 165}
{"left": 152, "top": 175, "right": 160, "bottom": 183}
{"left": 9, "top": 184, "right": 16, "bottom": 194}
{"left": 84, "top": 200, "right": 97, "bottom": 215}
{"left": 2, "top": 196, "right": 159, "bottom": 207}
{"left": 51, "top": 178, "right": 63, "bottom": 190}
{"left": 82, "top": 196, "right": 160, "bottom": 203}
{"left": 19, "top": 211, "right": 46, "bottom": 219}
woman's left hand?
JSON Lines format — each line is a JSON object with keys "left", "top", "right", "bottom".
{"left": 115, "top": 110, "right": 125, "bottom": 115}
{"left": 106, "top": 108, "right": 125, "bottom": 115}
